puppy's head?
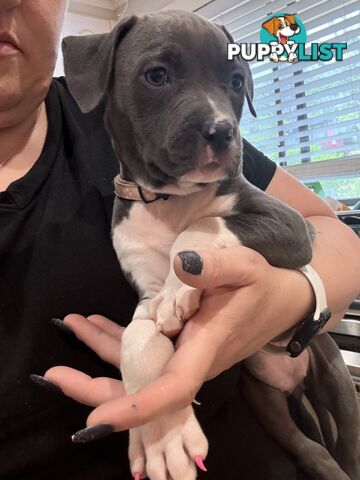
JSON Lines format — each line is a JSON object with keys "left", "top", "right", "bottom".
{"left": 262, "top": 15, "right": 300, "bottom": 43}
{"left": 63, "top": 11, "right": 256, "bottom": 194}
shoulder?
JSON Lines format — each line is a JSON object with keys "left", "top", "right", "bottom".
{"left": 51, "top": 77, "right": 109, "bottom": 136}
{"left": 242, "top": 138, "right": 277, "bottom": 191}
{"left": 49, "top": 77, "right": 118, "bottom": 176}
{"left": 46, "top": 78, "right": 119, "bottom": 208}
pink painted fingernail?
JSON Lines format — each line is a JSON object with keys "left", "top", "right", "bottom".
{"left": 134, "top": 473, "right": 141, "bottom": 480}
{"left": 194, "top": 455, "right": 207, "bottom": 472}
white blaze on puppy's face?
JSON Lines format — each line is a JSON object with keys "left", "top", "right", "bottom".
{"left": 207, "top": 97, "right": 229, "bottom": 124}
{"left": 176, "top": 96, "right": 239, "bottom": 185}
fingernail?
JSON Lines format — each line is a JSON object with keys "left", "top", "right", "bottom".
{"left": 134, "top": 473, "right": 141, "bottom": 480}
{"left": 72, "top": 424, "right": 115, "bottom": 443}
{"left": 51, "top": 318, "right": 75, "bottom": 336}
{"left": 194, "top": 455, "right": 207, "bottom": 472}
{"left": 178, "top": 251, "right": 203, "bottom": 275}
{"left": 29, "top": 374, "right": 62, "bottom": 394}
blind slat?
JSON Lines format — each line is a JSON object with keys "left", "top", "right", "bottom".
{"left": 232, "top": 1, "right": 358, "bottom": 43}
{"left": 251, "top": 43, "right": 360, "bottom": 82}
{"left": 253, "top": 62, "right": 360, "bottom": 99}
{"left": 253, "top": 81, "right": 360, "bottom": 116}
{"left": 198, "top": 0, "right": 360, "bottom": 168}
{"left": 245, "top": 103, "right": 360, "bottom": 135}
{"left": 253, "top": 65, "right": 360, "bottom": 105}
{"left": 244, "top": 131, "right": 360, "bottom": 157}
{"left": 230, "top": 0, "right": 358, "bottom": 41}
{"left": 242, "top": 116, "right": 359, "bottom": 148}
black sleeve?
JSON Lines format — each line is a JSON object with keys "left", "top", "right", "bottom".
{"left": 242, "top": 138, "right": 277, "bottom": 192}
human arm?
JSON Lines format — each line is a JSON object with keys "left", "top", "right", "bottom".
{"left": 266, "top": 166, "right": 360, "bottom": 332}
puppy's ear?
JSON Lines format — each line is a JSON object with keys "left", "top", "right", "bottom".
{"left": 218, "top": 24, "right": 256, "bottom": 118}
{"left": 262, "top": 17, "right": 277, "bottom": 36}
{"left": 243, "top": 66, "right": 256, "bottom": 118}
{"left": 62, "top": 15, "right": 137, "bottom": 113}
{"left": 284, "top": 14, "right": 296, "bottom": 25}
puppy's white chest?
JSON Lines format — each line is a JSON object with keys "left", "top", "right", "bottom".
{"left": 112, "top": 185, "right": 236, "bottom": 296}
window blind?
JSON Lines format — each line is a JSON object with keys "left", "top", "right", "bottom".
{"left": 197, "top": 0, "right": 360, "bottom": 179}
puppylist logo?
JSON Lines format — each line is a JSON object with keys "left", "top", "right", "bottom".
{"left": 228, "top": 13, "right": 347, "bottom": 63}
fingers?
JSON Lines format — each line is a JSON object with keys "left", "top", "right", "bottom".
{"left": 84, "top": 372, "right": 196, "bottom": 430}
{"left": 86, "top": 314, "right": 124, "bottom": 339}
{"left": 61, "top": 314, "right": 124, "bottom": 367}
{"left": 45, "top": 366, "right": 126, "bottom": 407}
{"left": 174, "top": 246, "right": 267, "bottom": 290}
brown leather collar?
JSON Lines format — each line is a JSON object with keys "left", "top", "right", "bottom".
{"left": 114, "top": 175, "right": 170, "bottom": 204}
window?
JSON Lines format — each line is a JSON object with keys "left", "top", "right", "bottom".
{"left": 197, "top": 0, "right": 360, "bottom": 199}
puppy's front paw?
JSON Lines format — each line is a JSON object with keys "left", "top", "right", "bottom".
{"left": 149, "top": 285, "right": 202, "bottom": 336}
{"left": 129, "top": 407, "right": 208, "bottom": 480}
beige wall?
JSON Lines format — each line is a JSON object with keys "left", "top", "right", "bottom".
{"left": 127, "top": 0, "right": 207, "bottom": 14}
{"left": 55, "top": 11, "right": 114, "bottom": 76}
{"left": 55, "top": 0, "right": 208, "bottom": 76}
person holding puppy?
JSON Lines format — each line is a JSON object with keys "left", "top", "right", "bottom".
{"left": 0, "top": 1, "right": 359, "bottom": 479}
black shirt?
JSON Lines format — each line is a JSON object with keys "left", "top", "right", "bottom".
{"left": 0, "top": 79, "right": 296, "bottom": 480}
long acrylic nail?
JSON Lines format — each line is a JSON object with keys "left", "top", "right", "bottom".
{"left": 29, "top": 374, "right": 62, "bottom": 394}
{"left": 178, "top": 251, "right": 203, "bottom": 275}
{"left": 51, "top": 318, "right": 75, "bottom": 336}
{"left": 194, "top": 455, "right": 207, "bottom": 472}
{"left": 72, "top": 424, "right": 115, "bottom": 443}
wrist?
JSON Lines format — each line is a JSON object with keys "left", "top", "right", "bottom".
{"left": 270, "top": 266, "right": 316, "bottom": 345}
{"left": 265, "top": 264, "right": 333, "bottom": 357}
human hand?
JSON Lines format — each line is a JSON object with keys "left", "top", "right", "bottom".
{"left": 38, "top": 246, "right": 313, "bottom": 439}
{"left": 42, "top": 314, "right": 126, "bottom": 407}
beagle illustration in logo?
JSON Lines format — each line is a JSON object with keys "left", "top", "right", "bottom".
{"left": 262, "top": 14, "right": 301, "bottom": 63}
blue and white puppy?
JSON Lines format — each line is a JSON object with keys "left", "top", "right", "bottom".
{"left": 63, "top": 10, "right": 314, "bottom": 480}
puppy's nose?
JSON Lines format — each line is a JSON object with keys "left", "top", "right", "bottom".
{"left": 290, "top": 24, "right": 299, "bottom": 32}
{"left": 201, "top": 121, "right": 234, "bottom": 153}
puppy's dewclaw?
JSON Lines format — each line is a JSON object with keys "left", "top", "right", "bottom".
{"left": 155, "top": 323, "right": 164, "bottom": 335}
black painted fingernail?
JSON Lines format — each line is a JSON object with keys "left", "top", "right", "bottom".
{"left": 72, "top": 424, "right": 115, "bottom": 443}
{"left": 51, "top": 318, "right": 74, "bottom": 336}
{"left": 29, "top": 374, "right": 62, "bottom": 394}
{"left": 178, "top": 251, "right": 203, "bottom": 275}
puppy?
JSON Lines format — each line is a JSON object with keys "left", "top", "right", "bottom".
{"left": 62, "top": 10, "right": 339, "bottom": 480}
{"left": 262, "top": 14, "right": 300, "bottom": 62}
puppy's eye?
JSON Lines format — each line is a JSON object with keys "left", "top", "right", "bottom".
{"left": 231, "top": 73, "right": 244, "bottom": 92}
{"left": 145, "top": 67, "right": 169, "bottom": 86}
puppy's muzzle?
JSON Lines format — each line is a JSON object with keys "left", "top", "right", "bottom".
{"left": 201, "top": 120, "right": 234, "bottom": 154}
